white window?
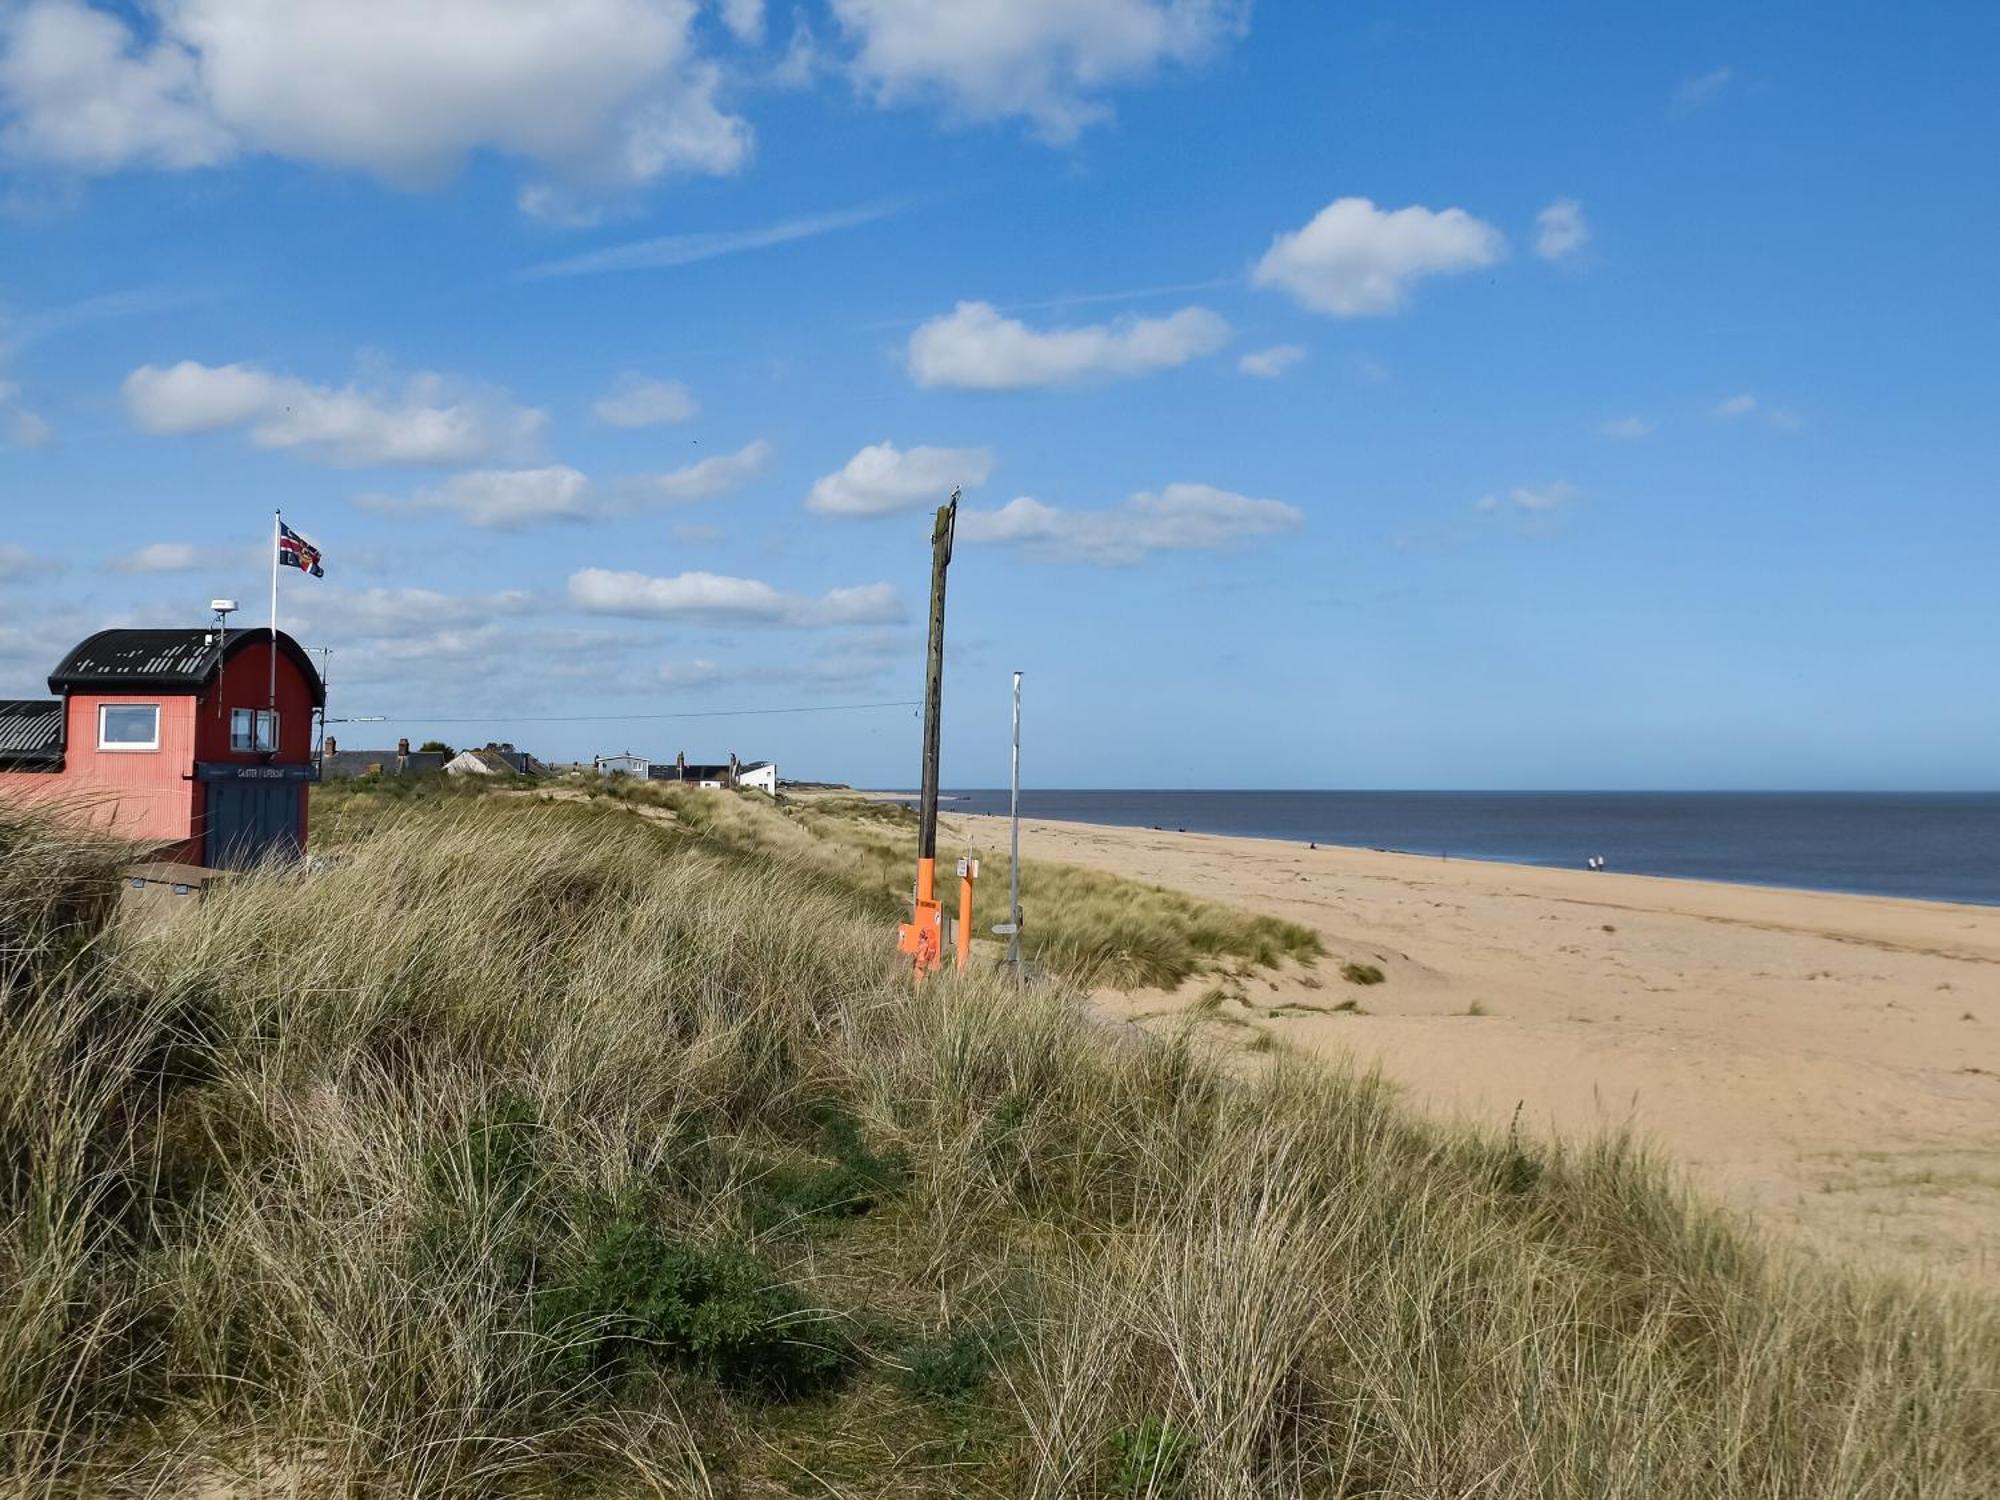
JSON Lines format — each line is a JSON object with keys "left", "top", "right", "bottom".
{"left": 230, "top": 708, "right": 280, "bottom": 752}
{"left": 98, "top": 703, "right": 160, "bottom": 751}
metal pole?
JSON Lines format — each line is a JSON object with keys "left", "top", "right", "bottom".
{"left": 268, "top": 510, "right": 281, "bottom": 717}
{"left": 1009, "top": 670, "right": 1022, "bottom": 979}
{"left": 312, "top": 648, "right": 330, "bottom": 766}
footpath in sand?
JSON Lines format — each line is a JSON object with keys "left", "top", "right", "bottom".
{"left": 945, "top": 810, "right": 2000, "bottom": 1284}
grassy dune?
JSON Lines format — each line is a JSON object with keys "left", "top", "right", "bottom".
{"left": 601, "top": 781, "right": 1322, "bottom": 989}
{"left": 2, "top": 787, "right": 1997, "bottom": 1497}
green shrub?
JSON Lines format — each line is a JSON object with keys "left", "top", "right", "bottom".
{"left": 899, "top": 1327, "right": 997, "bottom": 1402}
{"left": 747, "top": 1106, "right": 910, "bottom": 1233}
{"left": 539, "top": 1218, "right": 848, "bottom": 1397}
{"left": 1112, "top": 1416, "right": 1190, "bottom": 1495}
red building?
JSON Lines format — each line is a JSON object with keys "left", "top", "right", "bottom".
{"left": 0, "top": 626, "right": 325, "bottom": 868}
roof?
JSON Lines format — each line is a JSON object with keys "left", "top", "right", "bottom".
{"left": 0, "top": 698, "right": 64, "bottom": 770}
{"left": 321, "top": 749, "right": 449, "bottom": 780}
{"left": 48, "top": 628, "right": 325, "bottom": 707}
{"left": 651, "top": 761, "right": 736, "bottom": 780}
{"left": 448, "top": 747, "right": 539, "bottom": 776}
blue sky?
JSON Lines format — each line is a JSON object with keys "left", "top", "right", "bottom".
{"left": 1, "top": 0, "right": 1994, "bottom": 789}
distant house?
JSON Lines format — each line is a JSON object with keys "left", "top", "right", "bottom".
{"left": 645, "top": 751, "right": 776, "bottom": 794}
{"left": 593, "top": 752, "right": 651, "bottom": 778}
{"left": 320, "top": 736, "right": 449, "bottom": 780}
{"left": 0, "top": 624, "right": 324, "bottom": 869}
{"left": 447, "top": 744, "right": 541, "bottom": 777}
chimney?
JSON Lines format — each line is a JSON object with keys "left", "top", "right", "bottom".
{"left": 325, "top": 735, "right": 337, "bottom": 755}
{"left": 728, "top": 751, "right": 739, "bottom": 786}
{"left": 398, "top": 737, "right": 410, "bottom": 755}
{"left": 397, "top": 736, "right": 410, "bottom": 773}
{"left": 676, "top": 750, "right": 686, "bottom": 773}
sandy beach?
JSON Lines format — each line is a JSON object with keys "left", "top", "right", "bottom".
{"left": 944, "top": 809, "right": 2000, "bottom": 1282}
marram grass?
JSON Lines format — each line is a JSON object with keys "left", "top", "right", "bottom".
{"left": 0, "top": 787, "right": 1995, "bottom": 1496}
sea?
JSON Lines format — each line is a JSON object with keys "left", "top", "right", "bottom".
{"left": 928, "top": 791, "right": 2000, "bottom": 907}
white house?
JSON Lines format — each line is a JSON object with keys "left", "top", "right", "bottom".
{"left": 641, "top": 752, "right": 777, "bottom": 793}
{"left": 593, "top": 752, "right": 650, "bottom": 777}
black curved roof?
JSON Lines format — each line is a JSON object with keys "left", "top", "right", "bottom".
{"left": 0, "top": 698, "right": 64, "bottom": 770}
{"left": 48, "top": 628, "right": 325, "bottom": 707}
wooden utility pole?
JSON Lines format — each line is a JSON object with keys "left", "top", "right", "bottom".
{"left": 898, "top": 489, "right": 958, "bottom": 976}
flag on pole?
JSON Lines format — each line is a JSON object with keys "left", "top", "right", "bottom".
{"left": 277, "top": 521, "right": 324, "bottom": 578}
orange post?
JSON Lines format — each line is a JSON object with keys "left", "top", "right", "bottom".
{"left": 955, "top": 856, "right": 977, "bottom": 969}
{"left": 898, "top": 855, "right": 944, "bottom": 976}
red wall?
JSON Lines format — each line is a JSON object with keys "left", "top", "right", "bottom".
{"left": 189, "top": 638, "right": 317, "bottom": 852}
{"left": 192, "top": 639, "right": 318, "bottom": 765}
{"left": 0, "top": 639, "right": 318, "bottom": 864}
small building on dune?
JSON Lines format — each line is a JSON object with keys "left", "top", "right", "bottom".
{"left": 446, "top": 744, "right": 542, "bottom": 777}
{"left": 592, "top": 751, "right": 651, "bottom": 778}
{"left": 644, "top": 751, "right": 776, "bottom": 794}
{"left": 0, "top": 626, "right": 325, "bottom": 868}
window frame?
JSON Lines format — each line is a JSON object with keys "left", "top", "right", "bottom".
{"left": 230, "top": 707, "right": 280, "bottom": 753}
{"left": 97, "top": 703, "right": 161, "bottom": 752}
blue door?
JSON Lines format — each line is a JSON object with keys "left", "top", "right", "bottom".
{"left": 204, "top": 778, "right": 303, "bottom": 869}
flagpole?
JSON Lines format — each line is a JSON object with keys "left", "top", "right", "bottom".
{"left": 269, "top": 510, "right": 280, "bottom": 718}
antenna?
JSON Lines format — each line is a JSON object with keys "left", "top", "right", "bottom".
{"left": 210, "top": 599, "right": 238, "bottom": 718}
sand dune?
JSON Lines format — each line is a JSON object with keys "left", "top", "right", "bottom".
{"left": 945, "top": 810, "right": 2000, "bottom": 1283}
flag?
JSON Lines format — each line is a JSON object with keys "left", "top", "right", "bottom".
{"left": 277, "top": 521, "right": 324, "bottom": 578}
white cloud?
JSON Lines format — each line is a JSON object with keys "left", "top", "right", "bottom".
{"left": 772, "top": 14, "right": 821, "bottom": 87}
{"left": 1252, "top": 197, "right": 1505, "bottom": 317}
{"left": 774, "top": 632, "right": 909, "bottom": 691}
{"left": 290, "top": 585, "right": 539, "bottom": 642}
{"left": 1599, "top": 416, "right": 1653, "bottom": 440}
{"left": 362, "top": 441, "right": 771, "bottom": 527}
{"left": 1712, "top": 393, "right": 1803, "bottom": 431}
{"left": 1237, "top": 344, "right": 1305, "bottom": 379}
{"left": 807, "top": 440, "right": 994, "bottom": 516}
{"left": 1476, "top": 481, "right": 1580, "bottom": 514}
{"left": 907, "top": 301, "right": 1228, "bottom": 389}
{"left": 569, "top": 567, "right": 902, "bottom": 626}
{"left": 830, "top": 0, "right": 1246, "bottom": 142}
{"left": 593, "top": 373, "right": 697, "bottom": 427}
{"left": 0, "top": 1, "right": 232, "bottom": 171}
{"left": 369, "top": 466, "right": 596, "bottom": 528}
{"left": 0, "top": 0, "right": 752, "bottom": 214}
{"left": 0, "top": 542, "right": 60, "bottom": 582}
{"left": 520, "top": 201, "right": 896, "bottom": 279}
{"left": 958, "top": 482, "right": 1301, "bottom": 565}
{"left": 1534, "top": 198, "right": 1587, "bottom": 263}
{"left": 0, "top": 379, "right": 52, "bottom": 446}
{"left": 106, "top": 540, "right": 256, "bottom": 575}
{"left": 659, "top": 656, "right": 725, "bottom": 688}
{"left": 1672, "top": 66, "right": 1732, "bottom": 114}
{"left": 718, "top": 0, "right": 765, "bottom": 44}
{"left": 625, "top": 439, "right": 772, "bottom": 502}
{"left": 123, "top": 360, "right": 545, "bottom": 468}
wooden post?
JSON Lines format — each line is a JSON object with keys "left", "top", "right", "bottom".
{"left": 898, "top": 489, "right": 958, "bottom": 977}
